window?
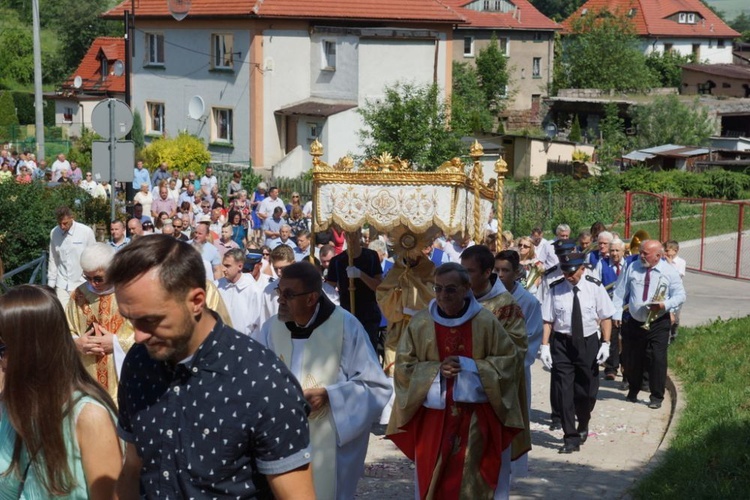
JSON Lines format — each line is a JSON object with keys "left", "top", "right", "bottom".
{"left": 464, "top": 36, "right": 474, "bottom": 57}
{"left": 63, "top": 107, "right": 74, "bottom": 123}
{"left": 322, "top": 41, "right": 336, "bottom": 70}
{"left": 678, "top": 13, "right": 686, "bottom": 23}
{"left": 212, "top": 108, "right": 233, "bottom": 143}
{"left": 147, "top": 102, "right": 165, "bottom": 134}
{"left": 146, "top": 33, "right": 165, "bottom": 66}
{"left": 664, "top": 43, "right": 673, "bottom": 53}
{"left": 718, "top": 39, "right": 725, "bottom": 48}
{"left": 307, "top": 122, "right": 321, "bottom": 145}
{"left": 687, "top": 13, "right": 695, "bottom": 24}
{"left": 533, "top": 32, "right": 544, "bottom": 42}
{"left": 532, "top": 57, "right": 541, "bottom": 78}
{"left": 211, "top": 34, "right": 234, "bottom": 70}
{"left": 100, "top": 59, "right": 108, "bottom": 80}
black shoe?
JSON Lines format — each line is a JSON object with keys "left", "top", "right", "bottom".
{"left": 648, "top": 400, "right": 662, "bottom": 409}
{"left": 605, "top": 372, "right": 616, "bottom": 381}
{"left": 578, "top": 428, "right": 589, "bottom": 444}
{"left": 559, "top": 443, "right": 580, "bottom": 454}
{"left": 626, "top": 394, "right": 638, "bottom": 403}
{"left": 549, "top": 418, "right": 562, "bottom": 431}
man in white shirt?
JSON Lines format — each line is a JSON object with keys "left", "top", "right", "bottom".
{"left": 200, "top": 165, "right": 218, "bottom": 198}
{"left": 218, "top": 249, "right": 261, "bottom": 336}
{"left": 531, "top": 226, "right": 558, "bottom": 270}
{"left": 50, "top": 153, "right": 71, "bottom": 182}
{"left": 191, "top": 222, "right": 222, "bottom": 281}
{"left": 47, "top": 205, "right": 96, "bottom": 308}
{"left": 257, "top": 186, "right": 286, "bottom": 221}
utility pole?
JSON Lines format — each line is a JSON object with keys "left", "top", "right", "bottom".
{"left": 32, "top": 0, "right": 45, "bottom": 160}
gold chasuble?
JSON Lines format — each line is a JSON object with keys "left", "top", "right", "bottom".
{"left": 387, "top": 302, "right": 525, "bottom": 499}
{"left": 66, "top": 285, "right": 135, "bottom": 403}
{"left": 476, "top": 279, "right": 532, "bottom": 460}
{"left": 376, "top": 256, "right": 435, "bottom": 376}
{"left": 269, "top": 308, "right": 345, "bottom": 500}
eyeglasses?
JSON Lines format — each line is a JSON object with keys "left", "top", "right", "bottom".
{"left": 292, "top": 196, "right": 300, "bottom": 199}
{"left": 432, "top": 285, "right": 461, "bottom": 295}
{"left": 519, "top": 244, "right": 532, "bottom": 249}
{"left": 82, "top": 273, "right": 106, "bottom": 284}
{"left": 262, "top": 252, "right": 270, "bottom": 256}
{"left": 275, "top": 288, "right": 315, "bottom": 300}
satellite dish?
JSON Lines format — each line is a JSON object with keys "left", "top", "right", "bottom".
{"left": 168, "top": 0, "right": 191, "bottom": 21}
{"left": 73, "top": 76, "right": 83, "bottom": 89}
{"left": 544, "top": 122, "right": 558, "bottom": 140}
{"left": 188, "top": 95, "right": 205, "bottom": 120}
{"left": 113, "top": 60, "right": 125, "bottom": 77}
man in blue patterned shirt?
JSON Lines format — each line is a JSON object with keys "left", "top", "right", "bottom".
{"left": 109, "top": 235, "right": 314, "bottom": 499}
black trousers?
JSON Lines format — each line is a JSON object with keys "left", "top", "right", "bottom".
{"left": 621, "top": 314, "right": 670, "bottom": 403}
{"left": 604, "top": 324, "right": 621, "bottom": 376}
{"left": 551, "top": 332, "right": 600, "bottom": 446}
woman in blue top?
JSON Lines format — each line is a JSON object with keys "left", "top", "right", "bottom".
{"left": 250, "top": 181, "right": 267, "bottom": 242}
{"left": 0, "top": 285, "right": 122, "bottom": 499}
{"left": 228, "top": 210, "right": 247, "bottom": 248}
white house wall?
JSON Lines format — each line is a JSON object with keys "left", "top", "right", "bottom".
{"left": 132, "top": 23, "right": 252, "bottom": 167}
{"left": 642, "top": 38, "right": 734, "bottom": 64}
{"left": 263, "top": 30, "right": 311, "bottom": 168}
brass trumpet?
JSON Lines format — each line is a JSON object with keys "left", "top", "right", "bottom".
{"left": 628, "top": 230, "right": 649, "bottom": 256}
{"left": 642, "top": 278, "right": 668, "bottom": 330}
{"left": 524, "top": 264, "right": 543, "bottom": 290}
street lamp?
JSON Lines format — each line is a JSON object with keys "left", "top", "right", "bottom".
{"left": 32, "top": 0, "right": 44, "bottom": 160}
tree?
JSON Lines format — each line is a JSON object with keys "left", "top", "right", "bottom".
{"left": 631, "top": 95, "right": 716, "bottom": 148}
{"left": 555, "top": 9, "right": 657, "bottom": 92}
{"left": 731, "top": 12, "right": 750, "bottom": 33}
{"left": 646, "top": 51, "right": 694, "bottom": 87}
{"left": 132, "top": 110, "right": 145, "bottom": 155}
{"left": 0, "top": 91, "right": 20, "bottom": 129}
{"left": 529, "top": 0, "right": 586, "bottom": 21}
{"left": 141, "top": 132, "right": 212, "bottom": 173}
{"left": 597, "top": 102, "right": 630, "bottom": 167}
{"left": 451, "top": 62, "right": 494, "bottom": 134}
{"left": 358, "top": 82, "right": 464, "bottom": 171}
{"left": 0, "top": 19, "right": 34, "bottom": 86}
{"left": 475, "top": 33, "right": 510, "bottom": 113}
{"left": 568, "top": 115, "right": 582, "bottom": 142}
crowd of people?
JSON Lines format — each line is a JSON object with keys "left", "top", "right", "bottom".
{"left": 0, "top": 159, "right": 689, "bottom": 498}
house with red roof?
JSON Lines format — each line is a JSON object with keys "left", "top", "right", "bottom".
{"left": 561, "top": 0, "right": 740, "bottom": 64}
{"left": 444, "top": 0, "right": 559, "bottom": 121}
{"left": 50, "top": 37, "right": 126, "bottom": 137}
{"left": 101, "top": 0, "right": 465, "bottom": 174}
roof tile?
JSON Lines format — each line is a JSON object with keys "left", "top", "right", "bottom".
{"left": 443, "top": 0, "right": 559, "bottom": 30}
{"left": 62, "top": 37, "right": 126, "bottom": 94}
{"left": 104, "top": 0, "right": 464, "bottom": 23}
{"left": 561, "top": 0, "right": 739, "bottom": 38}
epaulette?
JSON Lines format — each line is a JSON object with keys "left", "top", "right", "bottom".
{"left": 550, "top": 277, "right": 565, "bottom": 288}
{"left": 544, "top": 265, "right": 558, "bottom": 276}
{"left": 584, "top": 263, "right": 595, "bottom": 270}
{"left": 585, "top": 275, "right": 602, "bottom": 286}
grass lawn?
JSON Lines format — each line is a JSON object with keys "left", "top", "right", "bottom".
{"left": 633, "top": 316, "right": 750, "bottom": 498}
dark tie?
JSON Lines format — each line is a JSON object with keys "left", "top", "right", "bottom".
{"left": 642, "top": 267, "right": 651, "bottom": 301}
{"left": 572, "top": 286, "right": 584, "bottom": 351}
{"left": 615, "top": 264, "right": 620, "bottom": 276}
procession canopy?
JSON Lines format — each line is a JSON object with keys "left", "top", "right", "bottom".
{"left": 311, "top": 140, "right": 508, "bottom": 247}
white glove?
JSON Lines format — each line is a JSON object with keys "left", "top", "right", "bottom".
{"left": 540, "top": 344, "right": 553, "bottom": 370}
{"left": 346, "top": 266, "right": 362, "bottom": 279}
{"left": 596, "top": 342, "right": 610, "bottom": 365}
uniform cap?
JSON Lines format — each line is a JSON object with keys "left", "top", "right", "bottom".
{"left": 559, "top": 252, "right": 586, "bottom": 273}
{"left": 552, "top": 238, "right": 577, "bottom": 256}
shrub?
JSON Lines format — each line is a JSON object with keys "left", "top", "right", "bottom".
{"left": 141, "top": 132, "right": 211, "bottom": 174}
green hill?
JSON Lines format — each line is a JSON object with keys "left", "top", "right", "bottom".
{"left": 704, "top": 0, "right": 747, "bottom": 20}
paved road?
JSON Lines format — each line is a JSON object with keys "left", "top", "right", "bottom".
{"left": 356, "top": 270, "right": 750, "bottom": 499}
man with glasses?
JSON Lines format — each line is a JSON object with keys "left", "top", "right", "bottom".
{"left": 170, "top": 218, "right": 189, "bottom": 242}
{"left": 255, "top": 261, "right": 390, "bottom": 500}
{"left": 539, "top": 253, "right": 614, "bottom": 454}
{"left": 48, "top": 206, "right": 96, "bottom": 309}
{"left": 258, "top": 245, "right": 296, "bottom": 327}
{"left": 460, "top": 245, "right": 530, "bottom": 491}
{"left": 387, "top": 262, "right": 525, "bottom": 499}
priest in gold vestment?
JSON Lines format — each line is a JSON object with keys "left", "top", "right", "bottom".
{"left": 387, "top": 263, "right": 525, "bottom": 499}
{"left": 66, "top": 243, "right": 134, "bottom": 403}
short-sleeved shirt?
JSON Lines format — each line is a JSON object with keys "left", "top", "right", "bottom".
{"left": 327, "top": 248, "right": 383, "bottom": 323}
{"left": 542, "top": 275, "right": 615, "bottom": 337}
{"left": 117, "top": 317, "right": 312, "bottom": 498}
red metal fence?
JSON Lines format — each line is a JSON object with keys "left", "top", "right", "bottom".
{"left": 624, "top": 191, "right": 750, "bottom": 281}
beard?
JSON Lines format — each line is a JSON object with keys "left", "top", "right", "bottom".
{"left": 144, "top": 305, "right": 196, "bottom": 363}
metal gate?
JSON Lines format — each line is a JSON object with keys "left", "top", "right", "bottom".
{"left": 625, "top": 191, "right": 749, "bottom": 281}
